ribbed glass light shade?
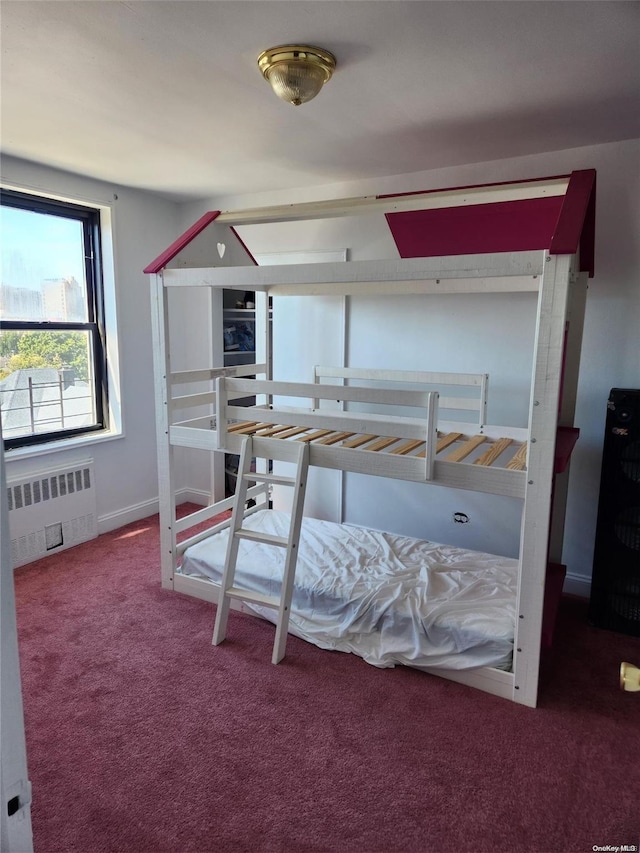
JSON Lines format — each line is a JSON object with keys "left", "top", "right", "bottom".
{"left": 265, "top": 62, "right": 326, "bottom": 106}
{"left": 258, "top": 45, "right": 336, "bottom": 107}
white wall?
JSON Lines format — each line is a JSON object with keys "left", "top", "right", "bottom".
{"left": 181, "top": 138, "right": 640, "bottom": 594}
{"left": 1, "top": 156, "right": 181, "bottom": 531}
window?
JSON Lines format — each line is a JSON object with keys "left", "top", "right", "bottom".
{"left": 0, "top": 189, "right": 108, "bottom": 449}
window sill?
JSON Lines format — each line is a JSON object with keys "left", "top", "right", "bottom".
{"left": 4, "top": 427, "right": 123, "bottom": 463}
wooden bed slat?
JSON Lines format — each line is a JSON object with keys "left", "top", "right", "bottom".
{"left": 506, "top": 442, "right": 528, "bottom": 470}
{"left": 296, "top": 429, "right": 336, "bottom": 443}
{"left": 365, "top": 436, "right": 401, "bottom": 453}
{"left": 436, "top": 432, "right": 464, "bottom": 453}
{"left": 255, "top": 424, "right": 294, "bottom": 437}
{"left": 341, "top": 434, "right": 379, "bottom": 449}
{"left": 228, "top": 421, "right": 260, "bottom": 433}
{"left": 268, "top": 426, "right": 311, "bottom": 440}
{"left": 233, "top": 422, "right": 276, "bottom": 436}
{"left": 390, "top": 439, "right": 426, "bottom": 456}
{"left": 318, "top": 431, "right": 356, "bottom": 446}
{"left": 473, "top": 437, "right": 513, "bottom": 467}
{"left": 446, "top": 434, "right": 486, "bottom": 462}
{"left": 417, "top": 432, "right": 463, "bottom": 458}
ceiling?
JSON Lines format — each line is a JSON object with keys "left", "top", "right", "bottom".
{"left": 1, "top": 1, "right": 639, "bottom": 202}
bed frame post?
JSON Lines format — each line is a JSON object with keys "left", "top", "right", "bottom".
{"left": 312, "top": 364, "right": 321, "bottom": 411}
{"left": 548, "top": 269, "right": 588, "bottom": 563}
{"left": 253, "top": 289, "right": 270, "bottom": 480}
{"left": 150, "top": 272, "right": 178, "bottom": 590}
{"left": 479, "top": 374, "right": 489, "bottom": 428}
{"left": 513, "top": 252, "right": 574, "bottom": 707}
{"left": 425, "top": 391, "right": 439, "bottom": 480}
{"left": 215, "top": 376, "right": 228, "bottom": 451}
{"left": 255, "top": 289, "right": 270, "bottom": 382}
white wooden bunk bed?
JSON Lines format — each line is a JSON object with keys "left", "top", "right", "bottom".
{"left": 145, "top": 169, "right": 596, "bottom": 708}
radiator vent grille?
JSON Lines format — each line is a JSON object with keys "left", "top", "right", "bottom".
{"left": 7, "top": 466, "right": 92, "bottom": 512}
{"left": 7, "top": 460, "right": 97, "bottom": 568}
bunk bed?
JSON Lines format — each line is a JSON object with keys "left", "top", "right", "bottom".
{"left": 144, "top": 169, "right": 596, "bottom": 708}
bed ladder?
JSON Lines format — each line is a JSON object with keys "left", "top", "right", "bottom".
{"left": 212, "top": 435, "right": 310, "bottom": 664}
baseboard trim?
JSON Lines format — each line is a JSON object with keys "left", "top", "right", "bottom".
{"left": 97, "top": 489, "right": 210, "bottom": 534}
{"left": 97, "top": 497, "right": 159, "bottom": 534}
{"left": 177, "top": 488, "right": 210, "bottom": 507}
{"left": 563, "top": 571, "right": 591, "bottom": 599}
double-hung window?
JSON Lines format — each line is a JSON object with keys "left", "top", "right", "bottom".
{"left": 0, "top": 189, "right": 108, "bottom": 449}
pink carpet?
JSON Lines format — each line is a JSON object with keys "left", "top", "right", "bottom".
{"left": 13, "top": 510, "right": 640, "bottom": 853}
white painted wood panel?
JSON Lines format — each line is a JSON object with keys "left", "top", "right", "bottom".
{"left": 162, "top": 253, "right": 544, "bottom": 292}
{"left": 216, "top": 178, "right": 568, "bottom": 226}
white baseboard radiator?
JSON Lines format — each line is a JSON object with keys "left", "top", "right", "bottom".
{"left": 7, "top": 459, "right": 97, "bottom": 568}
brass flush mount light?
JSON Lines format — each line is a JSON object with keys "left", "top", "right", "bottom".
{"left": 257, "top": 44, "right": 336, "bottom": 106}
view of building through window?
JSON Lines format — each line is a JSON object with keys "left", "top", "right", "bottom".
{"left": 0, "top": 192, "right": 107, "bottom": 447}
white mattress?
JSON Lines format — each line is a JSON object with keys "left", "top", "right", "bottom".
{"left": 180, "top": 509, "right": 517, "bottom": 671}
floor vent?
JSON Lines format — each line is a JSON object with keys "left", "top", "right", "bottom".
{"left": 7, "top": 459, "right": 97, "bottom": 568}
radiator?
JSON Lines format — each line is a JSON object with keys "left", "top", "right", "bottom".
{"left": 7, "top": 459, "right": 97, "bottom": 568}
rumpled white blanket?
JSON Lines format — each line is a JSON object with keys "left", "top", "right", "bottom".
{"left": 180, "top": 510, "right": 517, "bottom": 671}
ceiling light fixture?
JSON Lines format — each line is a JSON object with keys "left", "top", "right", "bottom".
{"left": 257, "top": 44, "right": 336, "bottom": 106}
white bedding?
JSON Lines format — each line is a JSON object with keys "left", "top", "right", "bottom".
{"left": 180, "top": 509, "right": 517, "bottom": 671}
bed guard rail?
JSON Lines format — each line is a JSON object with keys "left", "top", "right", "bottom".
{"left": 215, "top": 376, "right": 440, "bottom": 480}
{"left": 313, "top": 365, "right": 488, "bottom": 429}
{"left": 169, "top": 362, "right": 267, "bottom": 418}
{"left": 175, "top": 482, "right": 269, "bottom": 558}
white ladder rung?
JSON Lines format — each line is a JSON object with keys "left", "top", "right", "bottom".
{"left": 242, "top": 472, "right": 296, "bottom": 486}
{"left": 225, "top": 587, "right": 281, "bottom": 609}
{"left": 235, "top": 529, "right": 289, "bottom": 548}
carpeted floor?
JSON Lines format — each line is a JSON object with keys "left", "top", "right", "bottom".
{"left": 13, "top": 510, "right": 640, "bottom": 853}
